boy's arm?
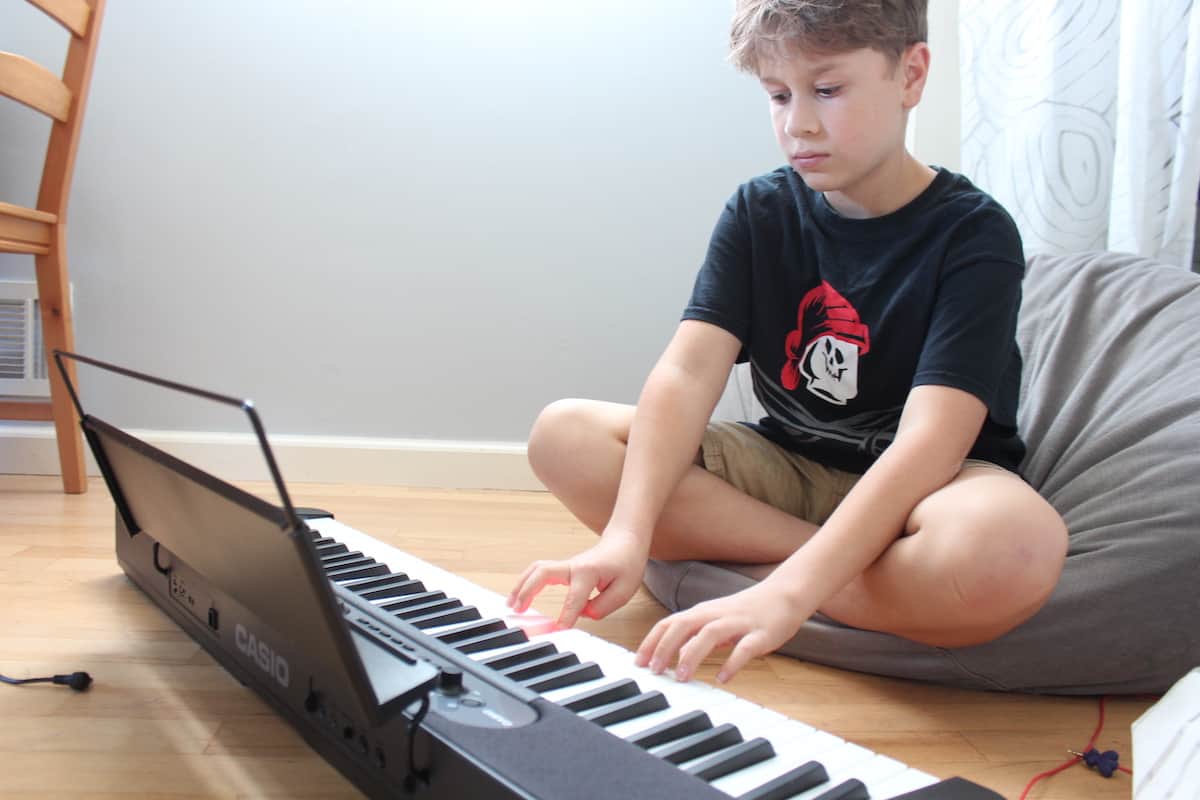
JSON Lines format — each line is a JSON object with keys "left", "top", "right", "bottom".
{"left": 637, "top": 382, "right": 987, "bottom": 682}
{"left": 509, "top": 319, "right": 742, "bottom": 627}
{"left": 607, "top": 319, "right": 743, "bottom": 547}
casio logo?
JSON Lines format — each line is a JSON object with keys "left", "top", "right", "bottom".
{"left": 234, "top": 623, "right": 290, "bottom": 688}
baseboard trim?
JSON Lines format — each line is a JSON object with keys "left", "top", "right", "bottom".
{"left": 0, "top": 424, "right": 545, "bottom": 491}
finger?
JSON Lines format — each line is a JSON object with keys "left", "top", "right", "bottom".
{"left": 581, "top": 575, "right": 635, "bottom": 621}
{"left": 649, "top": 612, "right": 708, "bottom": 675}
{"left": 634, "top": 618, "right": 670, "bottom": 667}
{"left": 510, "top": 561, "right": 568, "bottom": 613}
{"left": 674, "top": 619, "right": 740, "bottom": 682}
{"left": 506, "top": 561, "right": 540, "bottom": 608}
{"left": 716, "top": 631, "right": 769, "bottom": 684}
{"left": 557, "top": 569, "right": 596, "bottom": 628}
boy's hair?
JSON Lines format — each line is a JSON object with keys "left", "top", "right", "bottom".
{"left": 729, "top": 0, "right": 929, "bottom": 74}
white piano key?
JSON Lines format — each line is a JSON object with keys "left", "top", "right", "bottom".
{"left": 871, "top": 768, "right": 940, "bottom": 799}
{"left": 708, "top": 704, "right": 801, "bottom": 738}
{"left": 840, "top": 754, "right": 909, "bottom": 790}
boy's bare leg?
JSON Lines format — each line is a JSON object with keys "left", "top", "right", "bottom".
{"left": 529, "top": 398, "right": 1068, "bottom": 649}
{"left": 528, "top": 399, "right": 822, "bottom": 564}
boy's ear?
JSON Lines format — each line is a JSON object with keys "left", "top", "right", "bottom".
{"left": 900, "top": 42, "right": 931, "bottom": 109}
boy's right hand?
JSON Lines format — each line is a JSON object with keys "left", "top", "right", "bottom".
{"left": 507, "top": 529, "right": 649, "bottom": 629}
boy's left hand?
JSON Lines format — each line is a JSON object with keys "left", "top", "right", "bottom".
{"left": 633, "top": 582, "right": 809, "bottom": 684}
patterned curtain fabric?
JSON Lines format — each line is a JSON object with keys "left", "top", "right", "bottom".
{"left": 960, "top": 0, "right": 1200, "bottom": 268}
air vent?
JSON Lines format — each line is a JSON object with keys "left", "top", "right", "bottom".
{"left": 0, "top": 280, "right": 52, "bottom": 397}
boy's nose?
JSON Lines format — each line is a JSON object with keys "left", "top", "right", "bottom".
{"left": 785, "top": 104, "right": 819, "bottom": 138}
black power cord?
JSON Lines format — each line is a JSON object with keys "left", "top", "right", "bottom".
{"left": 403, "top": 693, "right": 432, "bottom": 793}
{"left": 0, "top": 671, "right": 93, "bottom": 691}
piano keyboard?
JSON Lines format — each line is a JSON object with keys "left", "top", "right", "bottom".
{"left": 307, "top": 517, "right": 979, "bottom": 800}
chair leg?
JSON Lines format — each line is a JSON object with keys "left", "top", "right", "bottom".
{"left": 35, "top": 239, "right": 87, "bottom": 494}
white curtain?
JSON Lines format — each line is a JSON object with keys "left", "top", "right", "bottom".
{"left": 960, "top": 0, "right": 1200, "bottom": 268}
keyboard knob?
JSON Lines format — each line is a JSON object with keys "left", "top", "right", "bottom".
{"left": 437, "top": 667, "right": 465, "bottom": 696}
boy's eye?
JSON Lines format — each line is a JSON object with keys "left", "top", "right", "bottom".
{"left": 815, "top": 85, "right": 841, "bottom": 98}
{"left": 769, "top": 92, "right": 790, "bottom": 104}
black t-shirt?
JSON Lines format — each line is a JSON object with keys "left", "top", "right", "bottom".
{"left": 684, "top": 166, "right": 1026, "bottom": 474}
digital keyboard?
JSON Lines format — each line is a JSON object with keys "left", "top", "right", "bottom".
{"left": 115, "top": 507, "right": 1002, "bottom": 800}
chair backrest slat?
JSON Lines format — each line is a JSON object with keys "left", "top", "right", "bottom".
{"left": 25, "top": 0, "right": 92, "bottom": 37}
{"left": 0, "top": 50, "right": 72, "bottom": 121}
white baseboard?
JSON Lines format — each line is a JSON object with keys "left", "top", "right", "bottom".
{"left": 0, "top": 423, "right": 545, "bottom": 491}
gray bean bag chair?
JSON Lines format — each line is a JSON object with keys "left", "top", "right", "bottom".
{"left": 643, "top": 250, "right": 1200, "bottom": 694}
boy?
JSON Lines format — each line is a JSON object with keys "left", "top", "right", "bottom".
{"left": 508, "top": 0, "right": 1067, "bottom": 685}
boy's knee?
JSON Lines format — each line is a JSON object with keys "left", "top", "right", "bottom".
{"left": 528, "top": 399, "right": 584, "bottom": 473}
{"left": 947, "top": 509, "right": 1068, "bottom": 624}
{"left": 528, "top": 399, "right": 623, "bottom": 479}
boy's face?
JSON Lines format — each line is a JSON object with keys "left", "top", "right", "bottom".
{"left": 757, "top": 43, "right": 929, "bottom": 217}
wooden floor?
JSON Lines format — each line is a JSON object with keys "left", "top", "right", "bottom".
{"left": 0, "top": 475, "right": 1149, "bottom": 799}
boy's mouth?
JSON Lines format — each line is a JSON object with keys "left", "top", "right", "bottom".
{"left": 791, "top": 152, "right": 829, "bottom": 169}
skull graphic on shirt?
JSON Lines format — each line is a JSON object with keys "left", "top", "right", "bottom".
{"left": 781, "top": 282, "right": 870, "bottom": 406}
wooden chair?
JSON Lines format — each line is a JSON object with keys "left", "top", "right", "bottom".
{"left": 0, "top": 0, "right": 105, "bottom": 493}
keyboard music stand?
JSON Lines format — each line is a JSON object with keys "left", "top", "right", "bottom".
{"left": 51, "top": 350, "right": 439, "bottom": 727}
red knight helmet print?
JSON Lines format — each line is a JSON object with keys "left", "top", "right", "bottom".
{"left": 781, "top": 281, "right": 871, "bottom": 406}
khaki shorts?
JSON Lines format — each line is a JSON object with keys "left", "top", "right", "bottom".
{"left": 700, "top": 421, "right": 1012, "bottom": 524}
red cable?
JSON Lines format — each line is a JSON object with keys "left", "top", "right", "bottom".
{"left": 1018, "top": 696, "right": 1132, "bottom": 800}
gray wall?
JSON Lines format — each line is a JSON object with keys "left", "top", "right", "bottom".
{"left": 2, "top": 1, "right": 779, "bottom": 440}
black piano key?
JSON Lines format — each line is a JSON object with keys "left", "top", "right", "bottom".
{"left": 735, "top": 761, "right": 830, "bottom": 800}
{"left": 393, "top": 597, "right": 462, "bottom": 619}
{"left": 338, "top": 573, "right": 412, "bottom": 592}
{"left": 811, "top": 778, "right": 870, "bottom": 800}
{"left": 378, "top": 590, "right": 447, "bottom": 613}
{"left": 685, "top": 737, "right": 775, "bottom": 782}
{"left": 624, "top": 709, "right": 713, "bottom": 749}
{"left": 559, "top": 678, "right": 641, "bottom": 713}
{"left": 310, "top": 535, "right": 338, "bottom": 546}
{"left": 357, "top": 579, "right": 427, "bottom": 599}
{"left": 522, "top": 661, "right": 604, "bottom": 693}
{"left": 478, "top": 641, "right": 557, "bottom": 671}
{"left": 314, "top": 541, "right": 349, "bottom": 557}
{"left": 340, "top": 572, "right": 413, "bottom": 592}
{"left": 322, "top": 556, "right": 377, "bottom": 573}
{"left": 343, "top": 576, "right": 424, "bottom": 599}
{"left": 581, "top": 690, "right": 669, "bottom": 726}
{"left": 326, "top": 562, "right": 391, "bottom": 581}
{"left": 653, "top": 722, "right": 742, "bottom": 765}
{"left": 435, "top": 618, "right": 508, "bottom": 645}
{"left": 321, "top": 551, "right": 369, "bottom": 568}
{"left": 408, "top": 605, "right": 482, "bottom": 629}
{"left": 499, "top": 651, "right": 580, "bottom": 682}
{"left": 451, "top": 626, "right": 528, "bottom": 655}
